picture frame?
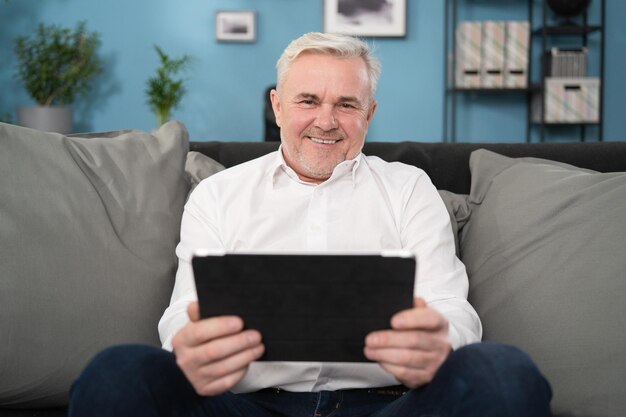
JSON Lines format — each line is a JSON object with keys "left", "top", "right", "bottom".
{"left": 215, "top": 10, "right": 256, "bottom": 42}
{"left": 324, "top": 0, "right": 406, "bottom": 37}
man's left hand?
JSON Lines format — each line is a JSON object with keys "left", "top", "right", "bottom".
{"left": 363, "top": 297, "right": 452, "bottom": 389}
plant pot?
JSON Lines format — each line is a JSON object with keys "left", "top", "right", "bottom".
{"left": 17, "top": 106, "right": 73, "bottom": 134}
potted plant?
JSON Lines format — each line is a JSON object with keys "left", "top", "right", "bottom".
{"left": 145, "top": 45, "right": 191, "bottom": 127}
{"left": 14, "top": 21, "right": 102, "bottom": 134}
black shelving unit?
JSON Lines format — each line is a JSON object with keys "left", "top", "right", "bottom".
{"left": 443, "top": 0, "right": 605, "bottom": 143}
{"left": 532, "top": 0, "right": 605, "bottom": 142}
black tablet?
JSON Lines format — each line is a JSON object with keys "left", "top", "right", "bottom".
{"left": 192, "top": 252, "right": 415, "bottom": 362}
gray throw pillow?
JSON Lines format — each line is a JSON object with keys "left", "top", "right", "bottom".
{"left": 185, "top": 151, "right": 225, "bottom": 194}
{"left": 0, "top": 121, "right": 190, "bottom": 408}
{"left": 461, "top": 149, "right": 626, "bottom": 417}
{"left": 437, "top": 190, "right": 470, "bottom": 257}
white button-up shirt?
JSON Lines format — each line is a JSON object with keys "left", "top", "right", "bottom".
{"left": 158, "top": 148, "right": 482, "bottom": 393}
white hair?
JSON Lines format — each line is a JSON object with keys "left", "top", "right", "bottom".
{"left": 275, "top": 32, "right": 381, "bottom": 103}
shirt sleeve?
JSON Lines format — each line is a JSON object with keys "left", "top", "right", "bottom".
{"left": 158, "top": 182, "right": 223, "bottom": 350}
{"left": 400, "top": 172, "right": 482, "bottom": 349}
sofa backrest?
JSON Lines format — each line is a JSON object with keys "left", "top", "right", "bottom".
{"left": 190, "top": 141, "right": 626, "bottom": 193}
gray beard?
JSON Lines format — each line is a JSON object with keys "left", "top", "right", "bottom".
{"left": 295, "top": 150, "right": 339, "bottom": 180}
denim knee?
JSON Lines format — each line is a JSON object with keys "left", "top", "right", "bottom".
{"left": 72, "top": 344, "right": 174, "bottom": 389}
{"left": 69, "top": 344, "right": 179, "bottom": 416}
{"left": 443, "top": 342, "right": 552, "bottom": 415}
{"left": 449, "top": 342, "right": 547, "bottom": 382}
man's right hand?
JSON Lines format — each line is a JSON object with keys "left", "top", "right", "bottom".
{"left": 171, "top": 301, "right": 265, "bottom": 396}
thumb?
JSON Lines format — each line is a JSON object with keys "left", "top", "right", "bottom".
{"left": 187, "top": 301, "right": 201, "bottom": 322}
{"left": 414, "top": 297, "right": 427, "bottom": 309}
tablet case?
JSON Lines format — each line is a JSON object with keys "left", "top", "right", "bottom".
{"left": 192, "top": 253, "right": 415, "bottom": 362}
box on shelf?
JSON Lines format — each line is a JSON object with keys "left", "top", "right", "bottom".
{"left": 455, "top": 20, "right": 529, "bottom": 89}
{"left": 455, "top": 21, "right": 482, "bottom": 88}
{"left": 532, "top": 77, "right": 600, "bottom": 123}
{"left": 504, "top": 21, "right": 529, "bottom": 88}
{"left": 545, "top": 47, "right": 588, "bottom": 78}
{"left": 481, "top": 21, "right": 506, "bottom": 88}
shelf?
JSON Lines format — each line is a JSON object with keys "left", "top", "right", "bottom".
{"left": 531, "top": 121, "right": 600, "bottom": 126}
{"left": 449, "top": 87, "right": 530, "bottom": 93}
{"left": 443, "top": 0, "right": 604, "bottom": 143}
{"left": 534, "top": 24, "right": 602, "bottom": 36}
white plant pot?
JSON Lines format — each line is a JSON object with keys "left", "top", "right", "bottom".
{"left": 17, "top": 106, "right": 73, "bottom": 134}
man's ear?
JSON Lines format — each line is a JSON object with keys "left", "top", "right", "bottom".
{"left": 270, "top": 89, "right": 282, "bottom": 127}
{"left": 366, "top": 100, "right": 377, "bottom": 123}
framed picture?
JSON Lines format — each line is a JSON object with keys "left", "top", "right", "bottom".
{"left": 215, "top": 10, "right": 256, "bottom": 42}
{"left": 324, "top": 0, "right": 406, "bottom": 37}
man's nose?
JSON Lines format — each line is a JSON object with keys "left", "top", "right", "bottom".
{"left": 314, "top": 104, "right": 338, "bottom": 131}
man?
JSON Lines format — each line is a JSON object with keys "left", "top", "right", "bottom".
{"left": 70, "top": 32, "right": 552, "bottom": 416}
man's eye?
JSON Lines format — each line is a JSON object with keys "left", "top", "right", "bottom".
{"left": 300, "top": 100, "right": 315, "bottom": 105}
{"left": 339, "top": 103, "right": 355, "bottom": 109}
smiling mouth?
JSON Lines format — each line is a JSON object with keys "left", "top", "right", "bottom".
{"left": 308, "top": 136, "right": 341, "bottom": 145}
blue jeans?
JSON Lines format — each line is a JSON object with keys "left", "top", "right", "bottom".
{"left": 69, "top": 342, "right": 552, "bottom": 417}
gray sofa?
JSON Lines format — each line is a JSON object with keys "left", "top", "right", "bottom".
{"left": 1, "top": 121, "right": 625, "bottom": 417}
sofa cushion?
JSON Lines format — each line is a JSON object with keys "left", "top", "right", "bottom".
{"left": 461, "top": 149, "right": 626, "bottom": 417}
{"left": 185, "top": 151, "right": 225, "bottom": 193}
{"left": 437, "top": 190, "right": 470, "bottom": 257}
{"left": 0, "top": 121, "right": 190, "bottom": 408}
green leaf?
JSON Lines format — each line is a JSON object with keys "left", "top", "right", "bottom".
{"left": 145, "top": 44, "right": 191, "bottom": 126}
{"left": 13, "top": 21, "right": 103, "bottom": 106}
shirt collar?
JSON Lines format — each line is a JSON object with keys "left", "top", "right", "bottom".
{"left": 271, "top": 145, "right": 362, "bottom": 188}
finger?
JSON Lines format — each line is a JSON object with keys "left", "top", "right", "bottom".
{"left": 187, "top": 301, "right": 201, "bottom": 322}
{"left": 363, "top": 345, "right": 442, "bottom": 368}
{"left": 194, "top": 368, "right": 248, "bottom": 397}
{"left": 391, "top": 306, "right": 448, "bottom": 331}
{"left": 414, "top": 297, "right": 427, "bottom": 309}
{"left": 365, "top": 329, "right": 448, "bottom": 351}
{"left": 178, "top": 316, "right": 244, "bottom": 348}
{"left": 175, "top": 330, "right": 264, "bottom": 396}
{"left": 365, "top": 346, "right": 447, "bottom": 389}
{"left": 376, "top": 362, "right": 434, "bottom": 389}
{"left": 175, "top": 329, "right": 263, "bottom": 386}
{"left": 197, "top": 342, "right": 265, "bottom": 382}
{"left": 192, "top": 329, "right": 263, "bottom": 365}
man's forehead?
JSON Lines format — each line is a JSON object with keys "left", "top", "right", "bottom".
{"left": 284, "top": 55, "right": 370, "bottom": 95}
{"left": 292, "top": 51, "right": 366, "bottom": 67}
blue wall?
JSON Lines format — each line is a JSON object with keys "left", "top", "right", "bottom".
{"left": 1, "top": 0, "right": 624, "bottom": 142}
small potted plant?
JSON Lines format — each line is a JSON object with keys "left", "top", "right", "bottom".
{"left": 14, "top": 21, "right": 102, "bottom": 133}
{"left": 145, "top": 45, "right": 191, "bottom": 127}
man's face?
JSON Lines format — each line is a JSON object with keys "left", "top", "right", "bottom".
{"left": 270, "top": 53, "right": 377, "bottom": 183}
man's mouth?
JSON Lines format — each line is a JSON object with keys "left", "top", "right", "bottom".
{"left": 308, "top": 136, "right": 341, "bottom": 145}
